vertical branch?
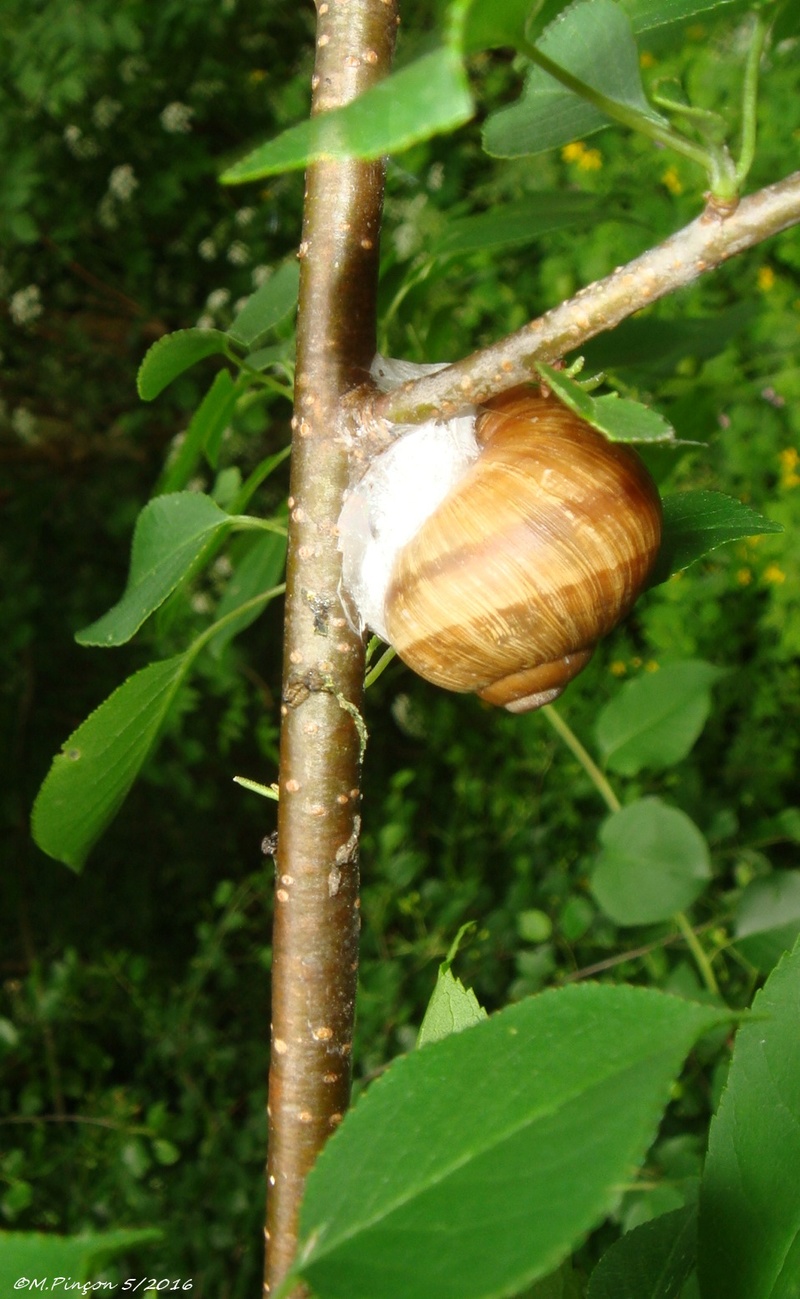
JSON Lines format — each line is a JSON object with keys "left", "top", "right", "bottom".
{"left": 264, "top": 1, "right": 398, "bottom": 1294}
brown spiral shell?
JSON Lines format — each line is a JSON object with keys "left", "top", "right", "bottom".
{"left": 383, "top": 388, "right": 663, "bottom": 712}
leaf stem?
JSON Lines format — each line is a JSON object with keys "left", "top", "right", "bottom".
{"left": 674, "top": 909, "right": 720, "bottom": 996}
{"left": 541, "top": 704, "right": 621, "bottom": 814}
{"left": 734, "top": 10, "right": 770, "bottom": 187}
{"left": 522, "top": 42, "right": 730, "bottom": 189}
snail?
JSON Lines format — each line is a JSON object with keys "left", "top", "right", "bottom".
{"left": 338, "top": 376, "right": 662, "bottom": 713}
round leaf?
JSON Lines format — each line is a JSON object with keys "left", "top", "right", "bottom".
{"left": 591, "top": 797, "right": 711, "bottom": 925}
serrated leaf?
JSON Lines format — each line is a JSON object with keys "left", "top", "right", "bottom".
{"left": 220, "top": 48, "right": 473, "bottom": 183}
{"left": 698, "top": 936, "right": 800, "bottom": 1299}
{"left": 651, "top": 492, "right": 783, "bottom": 585}
{"left": 587, "top": 1205, "right": 697, "bottom": 1299}
{"left": 227, "top": 260, "right": 300, "bottom": 349}
{"left": 158, "top": 370, "right": 239, "bottom": 494}
{"left": 623, "top": 0, "right": 747, "bottom": 30}
{"left": 591, "top": 797, "right": 711, "bottom": 926}
{"left": 483, "top": 0, "right": 667, "bottom": 159}
{"left": 137, "top": 328, "right": 231, "bottom": 400}
{"left": 537, "top": 363, "right": 676, "bottom": 443}
{"left": 0, "top": 1229, "right": 162, "bottom": 1290}
{"left": 417, "top": 967, "right": 488, "bottom": 1047}
{"left": 31, "top": 655, "right": 191, "bottom": 871}
{"left": 432, "top": 192, "right": 605, "bottom": 258}
{"left": 463, "top": 0, "right": 746, "bottom": 52}
{"left": 733, "top": 871, "right": 800, "bottom": 974}
{"left": 294, "top": 985, "right": 728, "bottom": 1299}
{"left": 76, "top": 493, "right": 234, "bottom": 647}
{"left": 577, "top": 304, "right": 756, "bottom": 375}
{"left": 595, "top": 660, "right": 727, "bottom": 775}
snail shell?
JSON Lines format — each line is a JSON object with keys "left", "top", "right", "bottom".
{"left": 340, "top": 386, "right": 663, "bottom": 712}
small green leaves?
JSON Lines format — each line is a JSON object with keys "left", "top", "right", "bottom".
{"left": 591, "top": 797, "right": 711, "bottom": 925}
{"left": 137, "top": 328, "right": 230, "bottom": 400}
{"left": 227, "top": 260, "right": 300, "bottom": 349}
{"left": 537, "top": 362, "right": 677, "bottom": 443}
{"left": 221, "top": 48, "right": 473, "bottom": 184}
{"left": 293, "top": 985, "right": 728, "bottom": 1299}
{"left": 653, "top": 491, "right": 783, "bottom": 585}
{"left": 31, "top": 654, "right": 192, "bottom": 871}
{"left": 595, "top": 660, "right": 728, "bottom": 775}
{"left": 76, "top": 493, "right": 235, "bottom": 647}
{"left": 158, "top": 370, "right": 239, "bottom": 493}
{"left": 698, "top": 935, "right": 800, "bottom": 1298}
{"left": 417, "top": 925, "right": 488, "bottom": 1048}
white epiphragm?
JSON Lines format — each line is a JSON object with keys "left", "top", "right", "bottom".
{"left": 338, "top": 358, "right": 477, "bottom": 641}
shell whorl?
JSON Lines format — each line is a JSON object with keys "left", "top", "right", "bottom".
{"left": 383, "top": 388, "right": 663, "bottom": 711}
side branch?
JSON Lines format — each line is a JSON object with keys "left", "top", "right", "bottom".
{"left": 371, "top": 170, "right": 800, "bottom": 425}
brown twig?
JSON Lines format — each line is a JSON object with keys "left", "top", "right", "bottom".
{"left": 364, "top": 170, "right": 800, "bottom": 430}
{"left": 264, "top": 1, "right": 398, "bottom": 1294}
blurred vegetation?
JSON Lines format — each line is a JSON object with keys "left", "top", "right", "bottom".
{"left": 2, "top": 1, "right": 799, "bottom": 1293}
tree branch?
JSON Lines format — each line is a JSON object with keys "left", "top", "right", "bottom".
{"left": 367, "top": 170, "right": 800, "bottom": 429}
{"left": 265, "top": 1, "right": 398, "bottom": 1294}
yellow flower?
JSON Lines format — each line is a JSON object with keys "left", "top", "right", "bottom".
{"left": 562, "top": 141, "right": 586, "bottom": 163}
{"left": 561, "top": 140, "right": 603, "bottom": 170}
{"left": 639, "top": 51, "right": 656, "bottom": 69}
{"left": 645, "top": 660, "right": 660, "bottom": 673}
{"left": 779, "top": 447, "right": 800, "bottom": 488}
{"left": 662, "top": 166, "right": 683, "bottom": 196}
{"left": 631, "top": 656, "right": 642, "bottom": 669}
{"left": 736, "top": 568, "right": 752, "bottom": 586}
{"left": 249, "top": 69, "right": 267, "bottom": 82}
{"left": 610, "top": 660, "right": 627, "bottom": 676}
{"left": 763, "top": 564, "right": 786, "bottom": 585}
{"left": 757, "top": 265, "right": 776, "bottom": 292}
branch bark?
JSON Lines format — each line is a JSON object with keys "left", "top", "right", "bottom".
{"left": 264, "top": 1, "right": 398, "bottom": 1293}
{"left": 366, "top": 170, "right": 800, "bottom": 429}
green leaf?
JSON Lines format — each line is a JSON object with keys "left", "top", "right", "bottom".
{"left": 733, "top": 871, "right": 800, "bottom": 974}
{"left": 417, "top": 969, "right": 488, "bottom": 1048}
{"left": 483, "top": 0, "right": 667, "bottom": 159}
{"left": 537, "top": 363, "right": 676, "bottom": 443}
{"left": 31, "top": 654, "right": 191, "bottom": 871}
{"left": 158, "top": 370, "right": 239, "bottom": 493}
{"left": 595, "top": 660, "right": 728, "bottom": 775}
{"left": 294, "top": 985, "right": 727, "bottom": 1299}
{"left": 623, "top": 0, "right": 748, "bottom": 31}
{"left": 577, "top": 304, "right": 756, "bottom": 376}
{"left": 137, "top": 328, "right": 231, "bottom": 401}
{"left": 0, "top": 1229, "right": 162, "bottom": 1289}
{"left": 591, "top": 797, "right": 711, "bottom": 926}
{"left": 587, "top": 1205, "right": 697, "bottom": 1299}
{"left": 209, "top": 530, "right": 287, "bottom": 656}
{"left": 432, "top": 192, "right": 606, "bottom": 258}
{"left": 227, "top": 260, "right": 300, "bottom": 349}
{"left": 651, "top": 492, "right": 783, "bottom": 585}
{"left": 220, "top": 49, "right": 473, "bottom": 183}
{"left": 698, "top": 936, "right": 800, "bottom": 1299}
{"left": 76, "top": 493, "right": 234, "bottom": 647}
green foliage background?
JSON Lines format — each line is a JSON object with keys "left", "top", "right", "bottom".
{"left": 2, "top": 1, "right": 799, "bottom": 1294}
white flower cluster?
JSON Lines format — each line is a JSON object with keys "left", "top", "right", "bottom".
{"left": 160, "top": 102, "right": 194, "bottom": 134}
{"left": 63, "top": 125, "right": 99, "bottom": 160}
{"left": 205, "top": 288, "right": 231, "bottom": 313}
{"left": 227, "top": 241, "right": 250, "bottom": 266}
{"left": 235, "top": 207, "right": 255, "bottom": 227}
{"left": 11, "top": 407, "right": 39, "bottom": 444}
{"left": 93, "top": 96, "right": 122, "bottom": 128}
{"left": 251, "top": 264, "right": 272, "bottom": 288}
{"left": 9, "top": 285, "right": 43, "bottom": 327}
{"left": 198, "top": 238, "right": 217, "bottom": 261}
{"left": 108, "top": 164, "right": 138, "bottom": 202}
